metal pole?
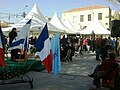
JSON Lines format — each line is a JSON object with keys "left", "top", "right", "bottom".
{"left": 23, "top": 5, "right": 28, "bottom": 18}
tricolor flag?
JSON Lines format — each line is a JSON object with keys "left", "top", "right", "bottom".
{"left": 9, "top": 19, "right": 32, "bottom": 51}
{"left": 0, "top": 27, "right": 6, "bottom": 68}
{"left": 34, "top": 23, "right": 52, "bottom": 73}
{"left": 51, "top": 33, "right": 61, "bottom": 75}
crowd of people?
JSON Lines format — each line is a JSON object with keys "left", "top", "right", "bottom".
{"left": 60, "top": 35, "right": 120, "bottom": 90}
{"left": 4, "top": 28, "right": 120, "bottom": 62}
{"left": 6, "top": 29, "right": 120, "bottom": 62}
{"left": 60, "top": 35, "right": 119, "bottom": 61}
{"left": 2, "top": 27, "right": 120, "bottom": 89}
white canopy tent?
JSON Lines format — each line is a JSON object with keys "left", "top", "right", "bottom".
{"left": 62, "top": 19, "right": 80, "bottom": 33}
{"left": 2, "top": 3, "right": 64, "bottom": 33}
{"left": 50, "top": 12, "right": 75, "bottom": 34}
{"left": 79, "top": 19, "right": 111, "bottom": 35}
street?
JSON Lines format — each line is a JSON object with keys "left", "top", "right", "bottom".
{"left": 0, "top": 52, "right": 107, "bottom": 90}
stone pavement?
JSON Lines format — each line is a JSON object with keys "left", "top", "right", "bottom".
{"left": 0, "top": 52, "right": 110, "bottom": 90}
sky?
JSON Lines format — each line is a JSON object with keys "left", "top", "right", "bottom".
{"left": 0, "top": 0, "right": 120, "bottom": 23}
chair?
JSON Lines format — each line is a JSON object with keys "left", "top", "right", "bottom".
{"left": 101, "top": 63, "right": 120, "bottom": 90}
{"left": 102, "top": 79, "right": 115, "bottom": 90}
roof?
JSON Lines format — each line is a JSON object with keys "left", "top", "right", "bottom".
{"left": 2, "top": 4, "right": 64, "bottom": 33}
{"left": 50, "top": 12, "right": 75, "bottom": 34}
{"left": 64, "top": 5, "right": 109, "bottom": 13}
{"left": 79, "top": 18, "right": 110, "bottom": 35}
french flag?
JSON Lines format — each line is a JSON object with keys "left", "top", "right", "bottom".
{"left": 34, "top": 23, "right": 52, "bottom": 73}
{"left": 0, "top": 27, "right": 6, "bottom": 68}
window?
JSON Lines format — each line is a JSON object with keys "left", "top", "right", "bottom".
{"left": 80, "top": 15, "right": 84, "bottom": 22}
{"left": 98, "top": 13, "right": 102, "bottom": 20}
{"left": 88, "top": 14, "right": 91, "bottom": 21}
{"left": 73, "top": 16, "right": 76, "bottom": 23}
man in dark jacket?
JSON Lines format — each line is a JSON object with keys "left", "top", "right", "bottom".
{"left": 9, "top": 28, "right": 17, "bottom": 44}
{"left": 9, "top": 28, "right": 19, "bottom": 60}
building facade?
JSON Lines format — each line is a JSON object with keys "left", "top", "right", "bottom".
{"left": 62, "top": 5, "right": 112, "bottom": 31}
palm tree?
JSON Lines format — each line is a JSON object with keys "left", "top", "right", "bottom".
{"left": 106, "top": 0, "right": 120, "bottom": 20}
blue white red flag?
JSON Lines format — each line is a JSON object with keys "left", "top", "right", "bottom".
{"left": 51, "top": 33, "right": 61, "bottom": 75}
{"left": 0, "top": 27, "right": 6, "bottom": 68}
{"left": 9, "top": 19, "right": 32, "bottom": 51}
{"left": 34, "top": 23, "right": 52, "bottom": 73}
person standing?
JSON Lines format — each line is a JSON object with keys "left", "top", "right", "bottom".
{"left": 95, "top": 37, "right": 101, "bottom": 61}
{"left": 8, "top": 28, "right": 19, "bottom": 60}
{"left": 116, "top": 37, "right": 120, "bottom": 57}
{"left": 82, "top": 37, "right": 87, "bottom": 51}
{"left": 91, "top": 37, "right": 95, "bottom": 53}
{"left": 9, "top": 28, "right": 17, "bottom": 44}
{"left": 112, "top": 38, "right": 116, "bottom": 51}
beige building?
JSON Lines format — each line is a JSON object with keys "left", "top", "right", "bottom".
{"left": 62, "top": 5, "right": 113, "bottom": 30}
